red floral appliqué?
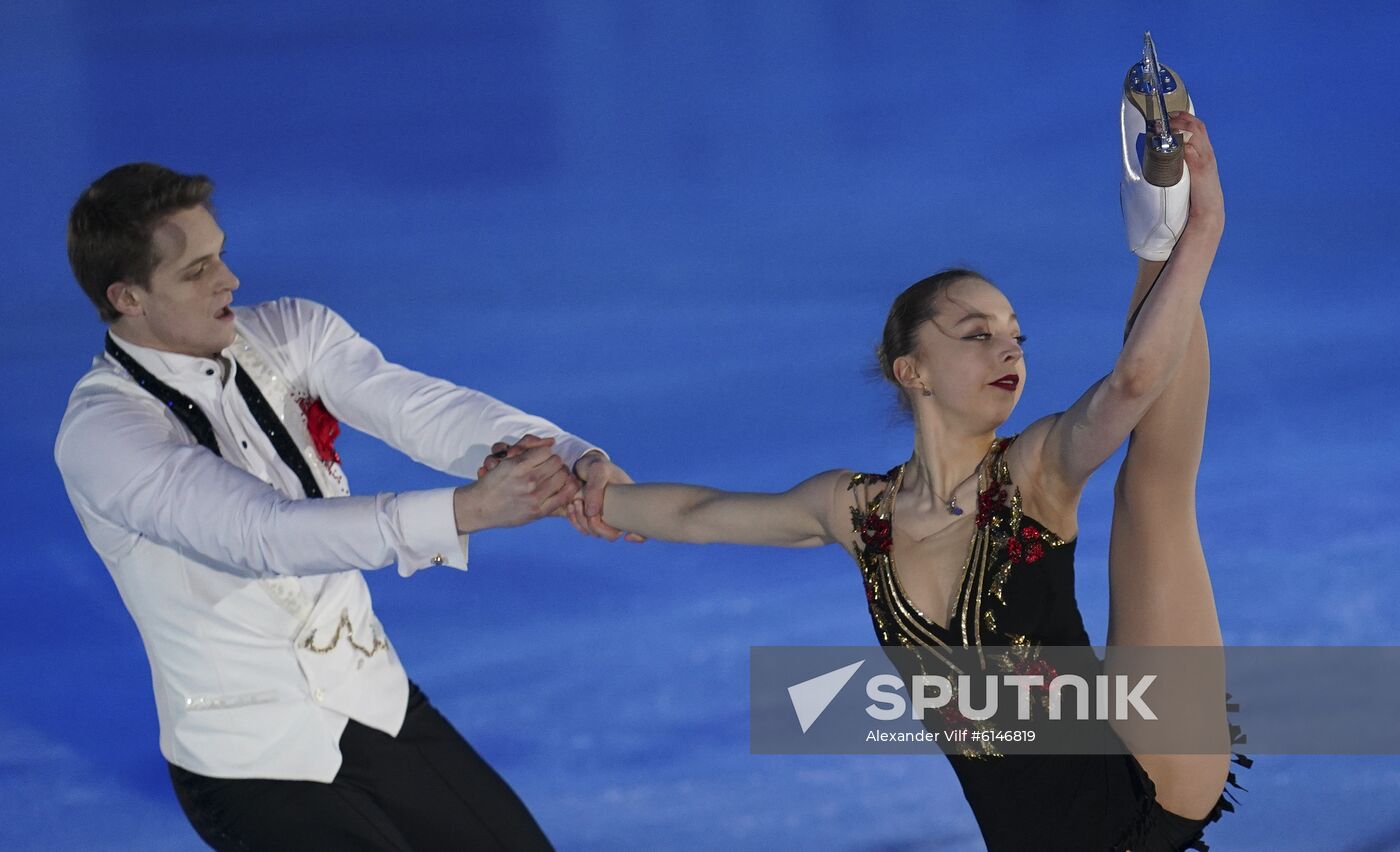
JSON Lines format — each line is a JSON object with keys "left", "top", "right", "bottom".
{"left": 975, "top": 485, "right": 1008, "bottom": 528}
{"left": 1007, "top": 524, "right": 1046, "bottom": 564}
{"left": 1008, "top": 656, "right": 1060, "bottom": 707}
{"left": 1012, "top": 656, "right": 1058, "bottom": 683}
{"left": 298, "top": 398, "right": 341, "bottom": 466}
{"left": 861, "top": 515, "right": 892, "bottom": 555}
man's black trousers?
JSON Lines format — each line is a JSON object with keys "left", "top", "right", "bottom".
{"left": 168, "top": 682, "right": 552, "bottom": 851}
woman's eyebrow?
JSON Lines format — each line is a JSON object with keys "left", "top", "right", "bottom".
{"left": 955, "top": 311, "right": 1018, "bottom": 325}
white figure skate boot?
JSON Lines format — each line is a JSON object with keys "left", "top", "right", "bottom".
{"left": 1121, "top": 32, "right": 1194, "bottom": 261}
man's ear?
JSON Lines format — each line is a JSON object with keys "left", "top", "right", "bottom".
{"left": 106, "top": 280, "right": 145, "bottom": 318}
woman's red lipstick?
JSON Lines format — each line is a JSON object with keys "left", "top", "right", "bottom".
{"left": 989, "top": 374, "right": 1019, "bottom": 391}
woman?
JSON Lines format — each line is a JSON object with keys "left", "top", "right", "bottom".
{"left": 537, "top": 106, "right": 1238, "bottom": 849}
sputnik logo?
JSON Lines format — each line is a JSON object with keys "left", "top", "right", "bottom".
{"left": 787, "top": 661, "right": 864, "bottom": 733}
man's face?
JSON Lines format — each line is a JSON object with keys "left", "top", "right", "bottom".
{"left": 128, "top": 205, "right": 239, "bottom": 358}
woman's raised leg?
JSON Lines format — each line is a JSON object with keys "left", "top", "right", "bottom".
{"left": 1106, "top": 258, "right": 1229, "bottom": 819}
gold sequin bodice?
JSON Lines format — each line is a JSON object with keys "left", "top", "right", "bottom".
{"left": 850, "top": 436, "right": 1083, "bottom": 655}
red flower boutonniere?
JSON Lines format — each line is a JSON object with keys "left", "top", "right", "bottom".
{"left": 298, "top": 397, "right": 341, "bottom": 466}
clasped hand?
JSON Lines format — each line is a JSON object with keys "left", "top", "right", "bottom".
{"left": 476, "top": 435, "right": 642, "bottom": 542}
{"left": 452, "top": 436, "right": 578, "bottom": 532}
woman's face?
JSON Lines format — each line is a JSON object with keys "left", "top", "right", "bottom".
{"left": 900, "top": 277, "right": 1026, "bottom": 428}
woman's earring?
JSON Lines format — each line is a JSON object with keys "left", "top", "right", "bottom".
{"left": 920, "top": 385, "right": 933, "bottom": 397}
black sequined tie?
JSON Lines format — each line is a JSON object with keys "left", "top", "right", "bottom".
{"left": 104, "top": 334, "right": 324, "bottom": 499}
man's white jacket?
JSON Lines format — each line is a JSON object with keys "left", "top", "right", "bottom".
{"left": 54, "top": 297, "right": 599, "bottom": 781}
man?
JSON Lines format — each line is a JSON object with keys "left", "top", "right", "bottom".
{"left": 54, "top": 162, "right": 630, "bottom": 850}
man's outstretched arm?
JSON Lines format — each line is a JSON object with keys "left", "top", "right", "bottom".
{"left": 245, "top": 297, "right": 603, "bottom": 477}
{"left": 55, "top": 387, "right": 578, "bottom": 580}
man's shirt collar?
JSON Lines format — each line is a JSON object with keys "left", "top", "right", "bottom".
{"left": 106, "top": 330, "right": 235, "bottom": 387}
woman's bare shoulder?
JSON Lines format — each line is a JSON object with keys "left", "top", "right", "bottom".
{"left": 822, "top": 466, "right": 896, "bottom": 556}
{"left": 1005, "top": 414, "right": 1055, "bottom": 478}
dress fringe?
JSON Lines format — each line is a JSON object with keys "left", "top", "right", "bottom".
{"left": 1111, "top": 692, "right": 1250, "bottom": 852}
{"left": 1182, "top": 693, "right": 1252, "bottom": 852}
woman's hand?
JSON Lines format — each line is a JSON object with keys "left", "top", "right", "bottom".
{"left": 569, "top": 451, "right": 645, "bottom": 542}
{"left": 1174, "top": 112, "right": 1224, "bottom": 228}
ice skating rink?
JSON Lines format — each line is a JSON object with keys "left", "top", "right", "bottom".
{"left": 3, "top": 3, "right": 1398, "bottom": 849}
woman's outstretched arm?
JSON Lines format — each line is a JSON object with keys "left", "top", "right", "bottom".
{"left": 596, "top": 470, "right": 851, "bottom": 547}
{"left": 1024, "top": 111, "right": 1224, "bottom": 496}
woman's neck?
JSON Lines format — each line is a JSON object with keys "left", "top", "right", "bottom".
{"left": 906, "top": 417, "right": 998, "bottom": 511}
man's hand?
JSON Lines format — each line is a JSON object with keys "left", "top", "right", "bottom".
{"left": 570, "top": 451, "right": 644, "bottom": 542}
{"left": 477, "top": 435, "right": 589, "bottom": 534}
{"left": 476, "top": 434, "right": 555, "bottom": 479}
{"left": 453, "top": 437, "right": 580, "bottom": 533}
{"left": 478, "top": 440, "right": 643, "bottom": 542}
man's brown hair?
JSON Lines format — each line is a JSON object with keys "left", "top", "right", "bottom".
{"left": 67, "top": 163, "right": 214, "bottom": 322}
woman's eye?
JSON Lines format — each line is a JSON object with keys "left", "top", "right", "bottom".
{"left": 962, "top": 332, "right": 1026, "bottom": 344}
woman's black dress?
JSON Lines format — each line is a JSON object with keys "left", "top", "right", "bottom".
{"left": 848, "top": 436, "right": 1246, "bottom": 851}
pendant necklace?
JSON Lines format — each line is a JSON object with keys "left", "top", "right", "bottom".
{"left": 933, "top": 472, "right": 975, "bottom": 516}
{"left": 915, "top": 439, "right": 997, "bottom": 516}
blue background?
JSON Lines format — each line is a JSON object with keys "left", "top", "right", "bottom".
{"left": 4, "top": 2, "right": 1398, "bottom": 849}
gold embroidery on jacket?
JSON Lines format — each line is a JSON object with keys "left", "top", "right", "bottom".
{"left": 301, "top": 608, "right": 389, "bottom": 657}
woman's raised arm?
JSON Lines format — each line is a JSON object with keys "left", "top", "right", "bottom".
{"left": 1032, "top": 112, "right": 1224, "bottom": 496}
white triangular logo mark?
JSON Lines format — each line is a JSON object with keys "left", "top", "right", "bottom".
{"left": 787, "top": 660, "right": 864, "bottom": 733}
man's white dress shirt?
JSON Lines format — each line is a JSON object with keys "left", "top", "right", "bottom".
{"left": 54, "top": 297, "right": 598, "bottom": 782}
